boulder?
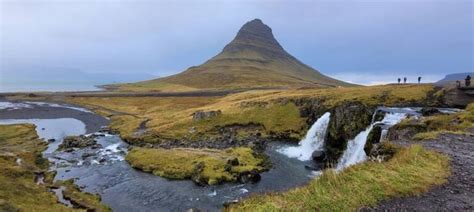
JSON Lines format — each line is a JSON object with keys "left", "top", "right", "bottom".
{"left": 311, "top": 150, "right": 327, "bottom": 162}
{"left": 238, "top": 170, "right": 261, "bottom": 183}
{"left": 192, "top": 110, "right": 222, "bottom": 121}
{"left": 420, "top": 107, "right": 440, "bottom": 116}
{"left": 58, "top": 136, "right": 97, "bottom": 151}
{"left": 227, "top": 158, "right": 240, "bottom": 166}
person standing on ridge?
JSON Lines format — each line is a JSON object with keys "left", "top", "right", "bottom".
{"left": 404, "top": 77, "right": 407, "bottom": 84}
{"left": 398, "top": 78, "right": 401, "bottom": 84}
{"left": 418, "top": 76, "right": 421, "bottom": 84}
{"left": 466, "top": 75, "right": 471, "bottom": 87}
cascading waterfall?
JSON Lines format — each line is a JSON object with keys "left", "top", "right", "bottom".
{"left": 277, "top": 112, "right": 331, "bottom": 161}
{"left": 336, "top": 111, "right": 408, "bottom": 170}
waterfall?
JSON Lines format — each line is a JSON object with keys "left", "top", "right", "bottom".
{"left": 336, "top": 111, "right": 408, "bottom": 170}
{"left": 277, "top": 112, "right": 331, "bottom": 161}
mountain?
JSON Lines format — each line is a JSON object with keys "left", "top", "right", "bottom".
{"left": 435, "top": 72, "right": 473, "bottom": 86}
{"left": 119, "top": 19, "right": 352, "bottom": 91}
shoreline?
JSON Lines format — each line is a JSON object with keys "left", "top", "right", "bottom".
{"left": 0, "top": 101, "right": 109, "bottom": 133}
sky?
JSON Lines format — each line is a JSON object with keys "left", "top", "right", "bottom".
{"left": 1, "top": 0, "right": 473, "bottom": 89}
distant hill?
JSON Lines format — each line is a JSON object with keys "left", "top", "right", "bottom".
{"left": 435, "top": 72, "right": 473, "bottom": 86}
{"left": 116, "top": 19, "right": 353, "bottom": 92}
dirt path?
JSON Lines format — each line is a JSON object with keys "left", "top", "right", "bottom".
{"left": 375, "top": 133, "right": 474, "bottom": 211}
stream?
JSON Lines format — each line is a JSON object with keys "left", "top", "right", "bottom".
{"left": 0, "top": 101, "right": 460, "bottom": 211}
{"left": 0, "top": 101, "right": 314, "bottom": 211}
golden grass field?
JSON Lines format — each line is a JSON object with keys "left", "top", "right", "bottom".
{"left": 66, "top": 84, "right": 435, "bottom": 141}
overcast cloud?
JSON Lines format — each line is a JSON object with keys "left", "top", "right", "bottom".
{"left": 1, "top": 0, "right": 473, "bottom": 87}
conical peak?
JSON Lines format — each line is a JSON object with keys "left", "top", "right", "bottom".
{"left": 237, "top": 19, "right": 273, "bottom": 39}
{"left": 222, "top": 19, "right": 286, "bottom": 55}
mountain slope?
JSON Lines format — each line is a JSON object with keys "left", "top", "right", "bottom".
{"left": 119, "top": 19, "right": 352, "bottom": 92}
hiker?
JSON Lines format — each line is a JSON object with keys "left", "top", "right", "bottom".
{"left": 456, "top": 80, "right": 461, "bottom": 88}
{"left": 404, "top": 77, "right": 407, "bottom": 84}
{"left": 418, "top": 76, "right": 421, "bottom": 84}
{"left": 466, "top": 75, "right": 471, "bottom": 87}
{"left": 398, "top": 78, "right": 401, "bottom": 84}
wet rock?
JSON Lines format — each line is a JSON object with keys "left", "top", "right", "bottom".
{"left": 192, "top": 110, "right": 222, "bottom": 121}
{"left": 311, "top": 150, "right": 327, "bottom": 162}
{"left": 364, "top": 125, "right": 382, "bottom": 155}
{"left": 191, "top": 162, "right": 207, "bottom": 186}
{"left": 387, "top": 118, "right": 427, "bottom": 141}
{"left": 421, "top": 107, "right": 441, "bottom": 116}
{"left": 47, "top": 138, "right": 56, "bottom": 143}
{"left": 288, "top": 97, "right": 327, "bottom": 126}
{"left": 325, "top": 101, "right": 374, "bottom": 164}
{"left": 58, "top": 135, "right": 97, "bottom": 151}
{"left": 81, "top": 152, "right": 96, "bottom": 159}
{"left": 238, "top": 170, "right": 261, "bottom": 184}
{"left": 373, "top": 110, "right": 386, "bottom": 122}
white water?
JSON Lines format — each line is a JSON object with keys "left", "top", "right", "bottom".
{"left": 277, "top": 112, "right": 331, "bottom": 161}
{"left": 336, "top": 112, "right": 408, "bottom": 170}
{"left": 0, "top": 118, "right": 86, "bottom": 153}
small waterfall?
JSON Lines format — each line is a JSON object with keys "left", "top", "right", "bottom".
{"left": 336, "top": 111, "right": 408, "bottom": 170}
{"left": 278, "top": 112, "right": 331, "bottom": 161}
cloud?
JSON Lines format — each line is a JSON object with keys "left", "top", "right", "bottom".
{"left": 0, "top": 0, "right": 472, "bottom": 85}
{"left": 329, "top": 72, "right": 444, "bottom": 86}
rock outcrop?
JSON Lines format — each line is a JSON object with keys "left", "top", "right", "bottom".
{"left": 192, "top": 110, "right": 222, "bottom": 121}
{"left": 387, "top": 118, "right": 427, "bottom": 141}
{"left": 58, "top": 136, "right": 99, "bottom": 151}
{"left": 364, "top": 125, "right": 382, "bottom": 155}
{"left": 325, "top": 101, "right": 374, "bottom": 163}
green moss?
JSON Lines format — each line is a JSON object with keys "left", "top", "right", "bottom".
{"left": 229, "top": 145, "right": 449, "bottom": 211}
{"left": 126, "top": 147, "right": 267, "bottom": 185}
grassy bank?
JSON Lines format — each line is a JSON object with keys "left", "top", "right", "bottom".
{"left": 126, "top": 147, "right": 268, "bottom": 185}
{"left": 391, "top": 103, "right": 474, "bottom": 140}
{"left": 229, "top": 145, "right": 449, "bottom": 211}
{"left": 0, "top": 124, "right": 110, "bottom": 211}
{"left": 64, "top": 84, "right": 435, "bottom": 141}
{"left": 413, "top": 103, "right": 474, "bottom": 140}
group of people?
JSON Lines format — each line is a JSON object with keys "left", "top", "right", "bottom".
{"left": 397, "top": 77, "right": 422, "bottom": 84}
{"left": 457, "top": 75, "right": 471, "bottom": 88}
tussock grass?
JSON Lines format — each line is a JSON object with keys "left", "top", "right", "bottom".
{"left": 126, "top": 147, "right": 266, "bottom": 185}
{"left": 229, "top": 145, "right": 449, "bottom": 211}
